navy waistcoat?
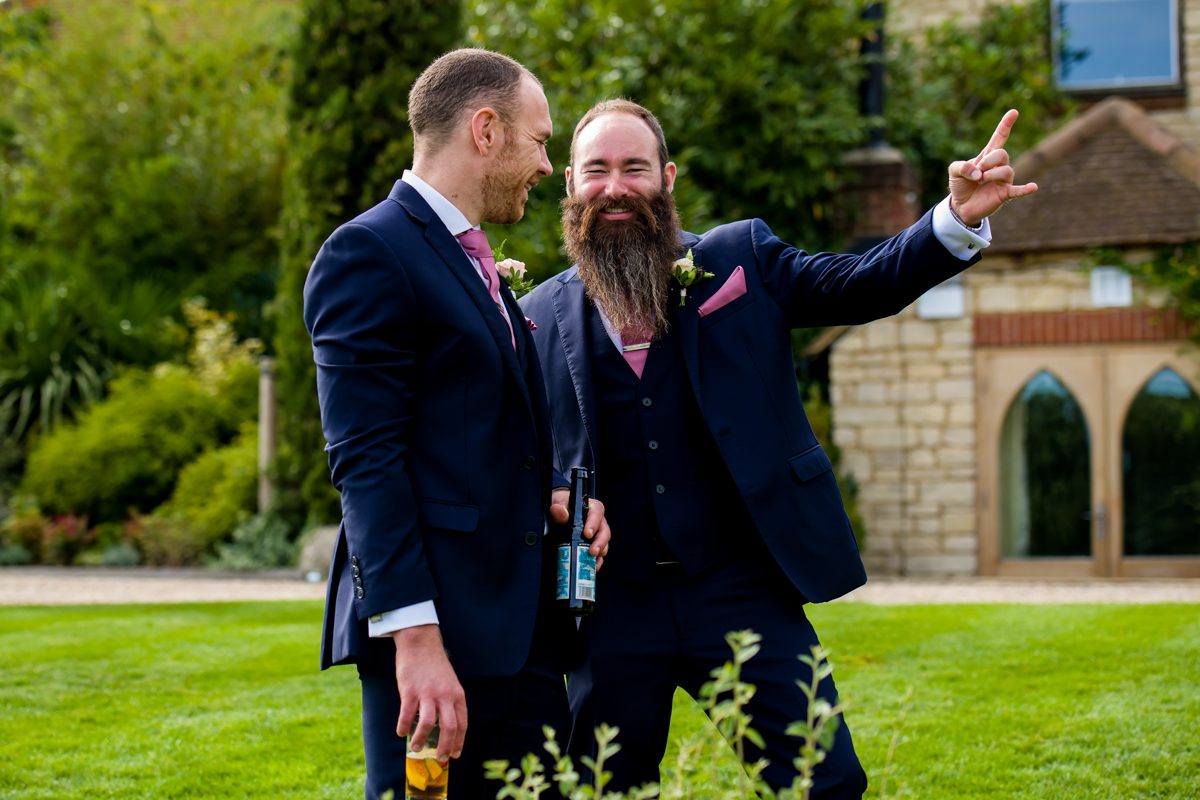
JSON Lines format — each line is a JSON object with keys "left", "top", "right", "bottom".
{"left": 587, "top": 301, "right": 760, "bottom": 584}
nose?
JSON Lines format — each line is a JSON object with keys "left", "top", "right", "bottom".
{"left": 538, "top": 149, "right": 552, "bottom": 177}
{"left": 603, "top": 174, "right": 631, "bottom": 200}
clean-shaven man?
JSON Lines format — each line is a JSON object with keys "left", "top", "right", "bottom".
{"left": 521, "top": 99, "right": 1034, "bottom": 797}
{"left": 304, "top": 49, "right": 610, "bottom": 800}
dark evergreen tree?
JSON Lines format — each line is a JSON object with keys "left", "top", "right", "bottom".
{"left": 272, "top": 0, "right": 461, "bottom": 527}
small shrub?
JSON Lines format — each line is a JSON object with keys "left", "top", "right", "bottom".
{"left": 129, "top": 513, "right": 206, "bottom": 567}
{"left": 41, "top": 513, "right": 92, "bottom": 565}
{"left": 0, "top": 503, "right": 47, "bottom": 560}
{"left": 18, "top": 301, "right": 261, "bottom": 525}
{"left": 0, "top": 543, "right": 33, "bottom": 565}
{"left": 20, "top": 364, "right": 254, "bottom": 524}
{"left": 156, "top": 424, "right": 259, "bottom": 552}
{"left": 100, "top": 542, "right": 141, "bottom": 567}
{"left": 486, "top": 633, "right": 859, "bottom": 800}
{"left": 212, "top": 513, "right": 296, "bottom": 571}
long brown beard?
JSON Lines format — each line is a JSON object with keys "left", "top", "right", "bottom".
{"left": 561, "top": 187, "right": 682, "bottom": 336}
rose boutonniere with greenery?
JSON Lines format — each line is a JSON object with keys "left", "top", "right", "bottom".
{"left": 492, "top": 239, "right": 536, "bottom": 297}
{"left": 671, "top": 249, "right": 714, "bottom": 307}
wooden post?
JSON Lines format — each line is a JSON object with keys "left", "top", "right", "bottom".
{"left": 258, "top": 357, "right": 276, "bottom": 513}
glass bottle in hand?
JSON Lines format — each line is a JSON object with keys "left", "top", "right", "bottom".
{"left": 555, "top": 466, "right": 596, "bottom": 616}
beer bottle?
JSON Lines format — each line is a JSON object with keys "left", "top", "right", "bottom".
{"left": 555, "top": 466, "right": 596, "bottom": 616}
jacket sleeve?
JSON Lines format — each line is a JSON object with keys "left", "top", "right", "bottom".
{"left": 303, "top": 222, "right": 438, "bottom": 619}
{"left": 750, "top": 208, "right": 979, "bottom": 328}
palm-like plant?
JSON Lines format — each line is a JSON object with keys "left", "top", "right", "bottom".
{"left": 0, "top": 264, "right": 178, "bottom": 441}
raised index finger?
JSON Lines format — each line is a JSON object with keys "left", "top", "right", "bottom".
{"left": 976, "top": 108, "right": 1019, "bottom": 162}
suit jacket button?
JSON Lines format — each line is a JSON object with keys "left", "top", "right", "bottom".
{"left": 355, "top": 586, "right": 365, "bottom": 599}
{"left": 351, "top": 555, "right": 360, "bottom": 568}
{"left": 523, "top": 456, "right": 537, "bottom": 470}
{"left": 524, "top": 532, "right": 538, "bottom": 546}
{"left": 351, "top": 565, "right": 360, "bottom": 578}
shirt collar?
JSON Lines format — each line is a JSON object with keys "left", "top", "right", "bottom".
{"left": 402, "top": 169, "right": 474, "bottom": 236}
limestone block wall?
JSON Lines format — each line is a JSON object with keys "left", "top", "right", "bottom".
{"left": 830, "top": 308, "right": 977, "bottom": 576}
{"left": 967, "top": 252, "right": 1172, "bottom": 312}
{"left": 829, "top": 254, "right": 1170, "bottom": 576}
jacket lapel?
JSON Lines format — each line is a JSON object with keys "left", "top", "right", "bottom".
{"left": 551, "top": 270, "right": 599, "bottom": 468}
{"left": 673, "top": 231, "right": 706, "bottom": 410}
{"left": 391, "top": 181, "right": 533, "bottom": 413}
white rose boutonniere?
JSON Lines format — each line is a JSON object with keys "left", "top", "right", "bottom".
{"left": 671, "top": 249, "right": 715, "bottom": 307}
{"left": 492, "top": 239, "right": 536, "bottom": 297}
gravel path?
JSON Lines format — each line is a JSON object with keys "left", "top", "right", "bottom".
{"left": 1, "top": 567, "right": 1198, "bottom": 606}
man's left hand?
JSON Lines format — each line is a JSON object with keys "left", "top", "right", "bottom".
{"left": 550, "top": 490, "right": 611, "bottom": 568}
{"left": 948, "top": 108, "right": 1039, "bottom": 227}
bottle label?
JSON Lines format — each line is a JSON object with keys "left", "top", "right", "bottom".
{"left": 555, "top": 544, "right": 571, "bottom": 600}
{"left": 575, "top": 545, "right": 597, "bottom": 601}
{"left": 556, "top": 543, "right": 597, "bottom": 603}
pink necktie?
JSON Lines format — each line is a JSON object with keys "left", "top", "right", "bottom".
{"left": 457, "top": 227, "right": 515, "bottom": 350}
{"left": 621, "top": 322, "right": 652, "bottom": 379}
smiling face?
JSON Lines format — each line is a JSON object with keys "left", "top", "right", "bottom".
{"left": 480, "top": 76, "right": 554, "bottom": 225}
{"left": 566, "top": 111, "right": 676, "bottom": 212}
{"left": 561, "top": 110, "right": 683, "bottom": 336}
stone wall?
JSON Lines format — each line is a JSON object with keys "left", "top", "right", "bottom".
{"left": 831, "top": 307, "right": 976, "bottom": 575}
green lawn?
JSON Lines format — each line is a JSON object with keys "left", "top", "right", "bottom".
{"left": 1, "top": 601, "right": 1196, "bottom": 799}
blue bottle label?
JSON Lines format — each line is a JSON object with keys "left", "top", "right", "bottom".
{"left": 575, "top": 545, "right": 597, "bottom": 601}
{"left": 555, "top": 544, "right": 571, "bottom": 600}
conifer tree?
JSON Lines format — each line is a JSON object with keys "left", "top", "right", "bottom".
{"left": 272, "top": 0, "right": 461, "bottom": 526}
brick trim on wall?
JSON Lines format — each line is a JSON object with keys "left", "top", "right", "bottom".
{"left": 974, "top": 308, "right": 1194, "bottom": 347}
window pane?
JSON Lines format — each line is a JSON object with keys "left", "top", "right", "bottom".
{"left": 1000, "top": 371, "right": 1092, "bottom": 557}
{"left": 1057, "top": 0, "right": 1178, "bottom": 89}
{"left": 1122, "top": 368, "right": 1200, "bottom": 556}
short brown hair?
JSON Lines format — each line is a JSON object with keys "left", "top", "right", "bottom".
{"left": 408, "top": 48, "right": 535, "bottom": 153}
{"left": 570, "top": 99, "right": 670, "bottom": 171}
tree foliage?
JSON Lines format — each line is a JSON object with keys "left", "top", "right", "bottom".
{"left": 0, "top": 0, "right": 293, "bottom": 442}
{"left": 885, "top": 0, "right": 1074, "bottom": 206}
{"left": 271, "top": 0, "right": 462, "bottom": 527}
{"left": 469, "top": 0, "right": 873, "bottom": 280}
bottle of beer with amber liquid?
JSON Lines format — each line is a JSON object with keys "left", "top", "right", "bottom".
{"left": 555, "top": 466, "right": 596, "bottom": 616}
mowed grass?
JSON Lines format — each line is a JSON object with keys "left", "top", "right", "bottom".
{"left": 1, "top": 601, "right": 1197, "bottom": 799}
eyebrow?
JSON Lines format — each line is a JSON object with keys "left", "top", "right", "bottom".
{"left": 581, "top": 156, "right": 654, "bottom": 169}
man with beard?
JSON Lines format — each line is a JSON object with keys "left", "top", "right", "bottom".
{"left": 520, "top": 99, "right": 1035, "bottom": 797}
{"left": 304, "top": 49, "right": 610, "bottom": 800}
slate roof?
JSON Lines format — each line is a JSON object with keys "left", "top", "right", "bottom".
{"left": 990, "top": 97, "right": 1200, "bottom": 253}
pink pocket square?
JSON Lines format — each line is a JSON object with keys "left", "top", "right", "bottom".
{"left": 697, "top": 266, "right": 747, "bottom": 317}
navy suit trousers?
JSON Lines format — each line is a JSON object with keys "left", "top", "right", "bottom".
{"left": 567, "top": 555, "right": 867, "bottom": 798}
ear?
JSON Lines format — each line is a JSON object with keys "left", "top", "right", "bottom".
{"left": 664, "top": 161, "right": 677, "bottom": 193}
{"left": 564, "top": 165, "right": 574, "bottom": 196}
{"left": 470, "top": 107, "right": 503, "bottom": 156}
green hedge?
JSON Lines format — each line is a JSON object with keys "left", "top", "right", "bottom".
{"left": 155, "top": 424, "right": 260, "bottom": 553}
{"left": 20, "top": 363, "right": 256, "bottom": 524}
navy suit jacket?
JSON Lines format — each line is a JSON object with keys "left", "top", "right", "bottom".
{"left": 305, "top": 180, "right": 561, "bottom": 676}
{"left": 520, "top": 209, "right": 977, "bottom": 603}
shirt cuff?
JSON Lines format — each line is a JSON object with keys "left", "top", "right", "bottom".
{"left": 367, "top": 600, "right": 439, "bottom": 638}
{"left": 932, "top": 196, "right": 991, "bottom": 260}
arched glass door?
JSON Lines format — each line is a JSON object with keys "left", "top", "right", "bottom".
{"left": 1122, "top": 368, "right": 1200, "bottom": 556}
{"left": 999, "top": 371, "right": 1092, "bottom": 558}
